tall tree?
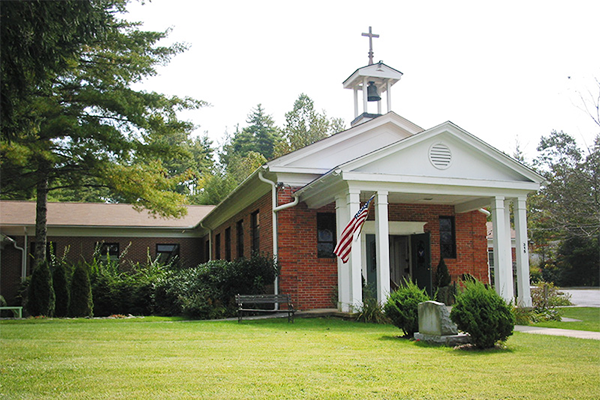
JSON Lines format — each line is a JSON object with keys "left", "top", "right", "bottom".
{"left": 530, "top": 131, "right": 599, "bottom": 285}
{"left": 227, "top": 104, "right": 281, "bottom": 161}
{"left": 0, "top": 0, "right": 204, "bottom": 272}
{"left": 276, "top": 94, "right": 345, "bottom": 157}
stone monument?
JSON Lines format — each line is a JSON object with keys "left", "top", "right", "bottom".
{"left": 414, "top": 301, "right": 470, "bottom": 346}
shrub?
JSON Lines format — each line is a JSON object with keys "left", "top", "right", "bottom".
{"left": 384, "top": 279, "right": 430, "bottom": 337}
{"left": 450, "top": 279, "right": 515, "bottom": 348}
{"left": 26, "top": 261, "right": 55, "bottom": 317}
{"left": 435, "top": 258, "right": 451, "bottom": 288}
{"left": 528, "top": 281, "right": 572, "bottom": 322}
{"left": 153, "top": 254, "right": 279, "bottom": 319}
{"left": 356, "top": 284, "right": 389, "bottom": 324}
{"left": 52, "top": 261, "right": 70, "bottom": 317}
{"left": 69, "top": 263, "right": 93, "bottom": 317}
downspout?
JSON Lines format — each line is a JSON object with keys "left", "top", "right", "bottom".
{"left": 478, "top": 208, "right": 492, "bottom": 284}
{"left": 258, "top": 169, "right": 299, "bottom": 299}
{"left": 3, "top": 235, "right": 27, "bottom": 282}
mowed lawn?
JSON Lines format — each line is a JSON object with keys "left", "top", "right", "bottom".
{"left": 1, "top": 317, "right": 599, "bottom": 399}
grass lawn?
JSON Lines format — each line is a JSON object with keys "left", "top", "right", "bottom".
{"left": 1, "top": 317, "right": 599, "bottom": 399}
{"left": 532, "top": 307, "right": 600, "bottom": 332}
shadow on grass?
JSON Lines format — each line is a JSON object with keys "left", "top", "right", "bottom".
{"left": 378, "top": 334, "right": 515, "bottom": 354}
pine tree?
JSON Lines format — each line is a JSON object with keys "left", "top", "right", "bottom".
{"left": 69, "top": 264, "right": 93, "bottom": 318}
{"left": 26, "top": 261, "right": 55, "bottom": 317}
{"left": 52, "top": 262, "right": 70, "bottom": 317}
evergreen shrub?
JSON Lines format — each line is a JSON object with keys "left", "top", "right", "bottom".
{"left": 26, "top": 261, "right": 55, "bottom": 317}
{"left": 52, "top": 261, "right": 70, "bottom": 317}
{"left": 69, "top": 263, "right": 93, "bottom": 317}
{"left": 450, "top": 279, "right": 515, "bottom": 348}
{"left": 384, "top": 279, "right": 430, "bottom": 337}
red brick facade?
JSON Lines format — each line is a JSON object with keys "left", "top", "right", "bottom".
{"left": 0, "top": 235, "right": 205, "bottom": 305}
{"left": 208, "top": 186, "right": 489, "bottom": 311}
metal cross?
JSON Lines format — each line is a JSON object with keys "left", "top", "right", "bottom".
{"left": 362, "top": 26, "right": 379, "bottom": 65}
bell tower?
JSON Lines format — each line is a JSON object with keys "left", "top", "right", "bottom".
{"left": 343, "top": 27, "right": 404, "bottom": 126}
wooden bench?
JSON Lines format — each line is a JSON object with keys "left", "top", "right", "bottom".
{"left": 235, "top": 294, "right": 295, "bottom": 323}
{"left": 0, "top": 306, "right": 23, "bottom": 318}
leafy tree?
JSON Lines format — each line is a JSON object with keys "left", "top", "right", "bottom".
{"left": 275, "top": 94, "right": 345, "bottom": 157}
{"left": 1, "top": 0, "right": 204, "bottom": 272}
{"left": 529, "top": 131, "right": 599, "bottom": 285}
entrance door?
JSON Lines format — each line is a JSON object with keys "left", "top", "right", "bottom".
{"left": 365, "top": 234, "right": 377, "bottom": 298}
{"left": 389, "top": 236, "right": 410, "bottom": 291}
{"left": 411, "top": 232, "right": 432, "bottom": 296}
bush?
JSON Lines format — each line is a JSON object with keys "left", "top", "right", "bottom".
{"left": 69, "top": 263, "right": 93, "bottom": 317}
{"left": 153, "top": 254, "right": 279, "bottom": 319}
{"left": 528, "top": 281, "right": 572, "bottom": 322}
{"left": 52, "top": 261, "right": 70, "bottom": 317}
{"left": 26, "top": 261, "right": 55, "bottom": 317}
{"left": 435, "top": 258, "right": 451, "bottom": 288}
{"left": 384, "top": 279, "right": 430, "bottom": 337}
{"left": 356, "top": 284, "right": 389, "bottom": 324}
{"left": 450, "top": 280, "right": 515, "bottom": 349}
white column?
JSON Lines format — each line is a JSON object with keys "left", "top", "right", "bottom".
{"left": 375, "top": 191, "right": 390, "bottom": 304}
{"left": 362, "top": 77, "right": 368, "bottom": 115}
{"left": 335, "top": 195, "right": 350, "bottom": 311}
{"left": 353, "top": 86, "right": 359, "bottom": 119}
{"left": 491, "top": 196, "right": 514, "bottom": 303}
{"left": 386, "top": 80, "right": 392, "bottom": 113}
{"left": 377, "top": 99, "right": 382, "bottom": 114}
{"left": 514, "top": 197, "right": 532, "bottom": 307}
{"left": 347, "top": 190, "right": 363, "bottom": 312}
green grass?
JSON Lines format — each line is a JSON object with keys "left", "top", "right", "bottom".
{"left": 1, "top": 317, "right": 599, "bottom": 399}
{"left": 531, "top": 307, "right": 600, "bottom": 332}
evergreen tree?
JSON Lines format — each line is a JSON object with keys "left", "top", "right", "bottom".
{"left": 52, "top": 262, "right": 70, "bottom": 317}
{"left": 69, "top": 264, "right": 93, "bottom": 318}
{"left": 1, "top": 0, "right": 204, "bottom": 273}
{"left": 26, "top": 261, "right": 55, "bottom": 317}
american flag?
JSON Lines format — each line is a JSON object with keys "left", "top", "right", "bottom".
{"left": 333, "top": 195, "right": 375, "bottom": 263}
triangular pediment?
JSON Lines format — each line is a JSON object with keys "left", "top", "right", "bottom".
{"left": 267, "top": 112, "right": 423, "bottom": 174}
{"left": 341, "top": 121, "right": 542, "bottom": 184}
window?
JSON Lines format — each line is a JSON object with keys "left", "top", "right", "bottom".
{"left": 225, "top": 227, "right": 231, "bottom": 261}
{"left": 439, "top": 216, "right": 456, "bottom": 258}
{"left": 215, "top": 233, "right": 221, "bottom": 259}
{"left": 317, "top": 213, "right": 336, "bottom": 258}
{"left": 236, "top": 219, "right": 244, "bottom": 259}
{"left": 97, "top": 242, "right": 119, "bottom": 262}
{"left": 251, "top": 210, "right": 260, "bottom": 253}
{"left": 204, "top": 239, "right": 210, "bottom": 263}
{"left": 156, "top": 244, "right": 180, "bottom": 265}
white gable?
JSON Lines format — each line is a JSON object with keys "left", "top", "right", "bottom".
{"left": 268, "top": 113, "right": 423, "bottom": 174}
{"left": 351, "top": 127, "right": 531, "bottom": 183}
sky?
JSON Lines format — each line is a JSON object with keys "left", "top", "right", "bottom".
{"left": 126, "top": 0, "right": 600, "bottom": 162}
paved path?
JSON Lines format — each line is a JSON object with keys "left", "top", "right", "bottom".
{"left": 561, "top": 287, "right": 600, "bottom": 307}
{"left": 514, "top": 325, "right": 600, "bottom": 340}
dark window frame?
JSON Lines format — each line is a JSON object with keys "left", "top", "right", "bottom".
{"left": 317, "top": 213, "right": 337, "bottom": 258}
{"left": 156, "top": 243, "right": 180, "bottom": 266}
{"left": 215, "top": 233, "right": 221, "bottom": 260}
{"left": 439, "top": 216, "right": 457, "bottom": 259}
{"left": 236, "top": 219, "right": 244, "bottom": 259}
{"left": 225, "top": 227, "right": 231, "bottom": 261}
{"left": 96, "top": 242, "right": 120, "bottom": 262}
{"left": 251, "top": 210, "right": 260, "bottom": 254}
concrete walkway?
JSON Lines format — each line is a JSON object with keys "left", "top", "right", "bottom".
{"left": 514, "top": 325, "right": 600, "bottom": 340}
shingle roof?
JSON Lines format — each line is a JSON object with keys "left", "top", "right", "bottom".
{"left": 0, "top": 201, "right": 214, "bottom": 229}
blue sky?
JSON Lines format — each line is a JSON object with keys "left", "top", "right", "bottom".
{"left": 127, "top": 0, "right": 600, "bottom": 161}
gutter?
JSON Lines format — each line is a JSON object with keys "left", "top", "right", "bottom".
{"left": 258, "top": 168, "right": 299, "bottom": 299}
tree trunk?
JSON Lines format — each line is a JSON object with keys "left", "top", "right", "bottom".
{"left": 34, "top": 168, "right": 49, "bottom": 271}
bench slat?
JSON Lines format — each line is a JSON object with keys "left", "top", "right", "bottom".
{"left": 235, "top": 294, "right": 294, "bottom": 323}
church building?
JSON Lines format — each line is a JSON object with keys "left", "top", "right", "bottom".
{"left": 200, "top": 28, "right": 543, "bottom": 311}
{"left": 0, "top": 28, "right": 543, "bottom": 312}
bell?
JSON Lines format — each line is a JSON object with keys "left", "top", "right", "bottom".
{"left": 367, "top": 81, "right": 381, "bottom": 102}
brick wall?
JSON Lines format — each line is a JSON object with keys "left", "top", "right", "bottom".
{"left": 0, "top": 235, "right": 205, "bottom": 305}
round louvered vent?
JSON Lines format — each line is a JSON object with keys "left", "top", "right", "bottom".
{"left": 429, "top": 143, "right": 452, "bottom": 169}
